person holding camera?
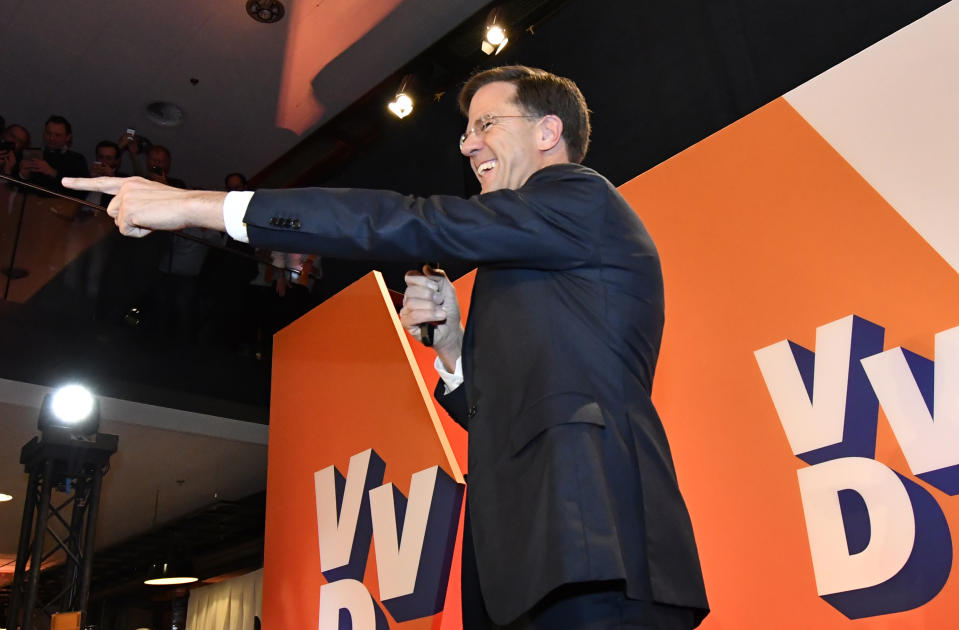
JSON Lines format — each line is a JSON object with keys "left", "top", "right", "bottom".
{"left": 1, "top": 124, "right": 31, "bottom": 177}
{"left": 145, "top": 145, "right": 186, "bottom": 189}
{"left": 90, "top": 141, "right": 121, "bottom": 177}
{"left": 117, "top": 128, "right": 146, "bottom": 176}
{"left": 86, "top": 140, "right": 128, "bottom": 207}
{"left": 18, "top": 115, "right": 88, "bottom": 194}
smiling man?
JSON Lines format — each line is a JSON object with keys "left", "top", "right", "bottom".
{"left": 21, "top": 115, "right": 88, "bottom": 194}
{"left": 64, "top": 65, "right": 708, "bottom": 629}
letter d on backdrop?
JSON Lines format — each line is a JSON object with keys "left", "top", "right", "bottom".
{"left": 797, "top": 457, "right": 951, "bottom": 618}
{"left": 318, "top": 579, "right": 388, "bottom": 630}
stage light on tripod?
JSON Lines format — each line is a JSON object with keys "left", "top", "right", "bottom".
{"left": 51, "top": 385, "right": 94, "bottom": 423}
{"left": 38, "top": 384, "right": 100, "bottom": 435}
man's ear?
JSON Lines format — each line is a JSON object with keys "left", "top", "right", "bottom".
{"left": 536, "top": 114, "right": 564, "bottom": 152}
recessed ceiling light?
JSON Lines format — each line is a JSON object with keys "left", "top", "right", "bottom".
{"left": 0, "top": 493, "right": 13, "bottom": 502}
{"left": 145, "top": 101, "right": 185, "bottom": 128}
{"left": 246, "top": 0, "right": 285, "bottom": 23}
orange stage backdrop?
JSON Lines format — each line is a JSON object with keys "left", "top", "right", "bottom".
{"left": 262, "top": 98, "right": 958, "bottom": 627}
{"left": 263, "top": 272, "right": 467, "bottom": 629}
{"left": 263, "top": 9, "right": 959, "bottom": 625}
{"left": 624, "top": 98, "right": 959, "bottom": 628}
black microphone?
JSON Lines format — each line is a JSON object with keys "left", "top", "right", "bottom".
{"left": 419, "top": 262, "right": 442, "bottom": 346}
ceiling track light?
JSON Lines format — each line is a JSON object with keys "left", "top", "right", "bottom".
{"left": 482, "top": 8, "right": 509, "bottom": 55}
{"left": 246, "top": 0, "right": 285, "bottom": 23}
{"left": 388, "top": 74, "right": 415, "bottom": 119}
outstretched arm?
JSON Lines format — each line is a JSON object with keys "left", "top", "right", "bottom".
{"left": 63, "top": 176, "right": 226, "bottom": 237}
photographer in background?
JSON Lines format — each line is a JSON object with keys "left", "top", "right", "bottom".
{"left": 18, "top": 115, "right": 88, "bottom": 194}
{"left": 1, "top": 124, "right": 31, "bottom": 177}
{"left": 118, "top": 128, "right": 146, "bottom": 176}
{"left": 88, "top": 140, "right": 125, "bottom": 206}
{"left": 146, "top": 144, "right": 186, "bottom": 189}
{"left": 90, "top": 140, "right": 121, "bottom": 177}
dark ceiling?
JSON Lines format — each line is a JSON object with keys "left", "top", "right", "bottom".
{"left": 0, "top": 0, "right": 947, "bottom": 422}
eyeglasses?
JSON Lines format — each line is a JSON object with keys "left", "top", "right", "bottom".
{"left": 459, "top": 114, "right": 540, "bottom": 149}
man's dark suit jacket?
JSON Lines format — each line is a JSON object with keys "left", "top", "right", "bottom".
{"left": 26, "top": 147, "right": 89, "bottom": 195}
{"left": 243, "top": 163, "right": 709, "bottom": 625}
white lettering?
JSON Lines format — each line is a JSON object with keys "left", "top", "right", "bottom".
{"left": 369, "top": 466, "right": 440, "bottom": 601}
{"left": 797, "top": 457, "right": 914, "bottom": 595}
{"left": 861, "top": 326, "right": 959, "bottom": 475}
{"left": 755, "top": 315, "right": 860, "bottom": 455}
{"left": 318, "top": 579, "right": 379, "bottom": 630}
{"left": 315, "top": 449, "right": 376, "bottom": 573}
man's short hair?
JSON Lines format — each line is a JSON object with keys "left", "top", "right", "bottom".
{"left": 224, "top": 172, "right": 247, "bottom": 187}
{"left": 458, "top": 65, "right": 591, "bottom": 163}
{"left": 149, "top": 145, "right": 172, "bottom": 160}
{"left": 96, "top": 140, "right": 119, "bottom": 155}
{"left": 45, "top": 115, "right": 72, "bottom": 135}
{"left": 4, "top": 124, "right": 31, "bottom": 148}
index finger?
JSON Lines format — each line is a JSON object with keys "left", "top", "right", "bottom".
{"left": 62, "top": 176, "right": 125, "bottom": 194}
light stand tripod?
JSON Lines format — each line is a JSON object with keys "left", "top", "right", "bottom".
{"left": 5, "top": 429, "right": 118, "bottom": 630}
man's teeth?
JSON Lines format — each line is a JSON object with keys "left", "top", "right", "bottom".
{"left": 477, "top": 160, "right": 496, "bottom": 175}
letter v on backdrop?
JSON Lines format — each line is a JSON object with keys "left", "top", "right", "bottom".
{"left": 755, "top": 315, "right": 956, "bottom": 619}
{"left": 314, "top": 448, "right": 463, "bottom": 628}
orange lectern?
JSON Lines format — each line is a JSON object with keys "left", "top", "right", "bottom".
{"left": 263, "top": 271, "right": 468, "bottom": 630}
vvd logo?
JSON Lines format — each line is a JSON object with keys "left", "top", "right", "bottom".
{"left": 313, "top": 449, "right": 463, "bottom": 629}
{"left": 755, "top": 315, "right": 957, "bottom": 619}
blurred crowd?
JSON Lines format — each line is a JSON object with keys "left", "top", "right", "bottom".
{"left": 0, "top": 113, "right": 322, "bottom": 359}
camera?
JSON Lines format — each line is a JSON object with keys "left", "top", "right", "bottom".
{"left": 150, "top": 165, "right": 164, "bottom": 175}
{"left": 122, "top": 128, "right": 152, "bottom": 153}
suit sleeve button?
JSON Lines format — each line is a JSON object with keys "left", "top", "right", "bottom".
{"left": 467, "top": 405, "right": 477, "bottom": 418}
{"left": 292, "top": 219, "right": 301, "bottom": 230}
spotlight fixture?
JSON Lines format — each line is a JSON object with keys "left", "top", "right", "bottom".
{"left": 37, "top": 384, "right": 100, "bottom": 436}
{"left": 10, "top": 386, "right": 117, "bottom": 628}
{"left": 0, "top": 492, "right": 12, "bottom": 502}
{"left": 482, "top": 9, "right": 509, "bottom": 55}
{"left": 246, "top": 0, "right": 285, "bottom": 23}
{"left": 388, "top": 93, "right": 413, "bottom": 119}
{"left": 388, "top": 74, "right": 415, "bottom": 119}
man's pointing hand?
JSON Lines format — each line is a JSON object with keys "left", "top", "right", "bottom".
{"left": 62, "top": 176, "right": 227, "bottom": 237}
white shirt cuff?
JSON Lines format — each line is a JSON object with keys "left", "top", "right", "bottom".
{"left": 434, "top": 355, "right": 463, "bottom": 395}
{"left": 223, "top": 190, "right": 254, "bottom": 243}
